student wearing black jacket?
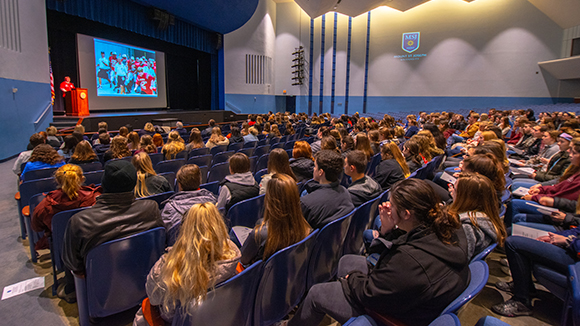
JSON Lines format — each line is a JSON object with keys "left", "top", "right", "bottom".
{"left": 287, "top": 179, "right": 469, "bottom": 326}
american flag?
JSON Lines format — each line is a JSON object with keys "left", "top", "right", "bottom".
{"left": 49, "top": 51, "right": 54, "bottom": 106}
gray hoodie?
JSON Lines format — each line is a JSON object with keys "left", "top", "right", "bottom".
{"left": 459, "top": 212, "right": 498, "bottom": 261}
{"left": 161, "top": 189, "right": 217, "bottom": 231}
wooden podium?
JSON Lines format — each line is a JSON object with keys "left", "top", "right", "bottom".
{"left": 64, "top": 88, "right": 89, "bottom": 116}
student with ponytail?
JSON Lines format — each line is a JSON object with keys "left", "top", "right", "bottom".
{"left": 132, "top": 152, "right": 172, "bottom": 198}
{"left": 32, "top": 164, "right": 102, "bottom": 250}
{"left": 286, "top": 178, "right": 469, "bottom": 326}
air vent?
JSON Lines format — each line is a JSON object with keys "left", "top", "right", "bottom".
{"left": 246, "top": 54, "right": 272, "bottom": 84}
{"left": 0, "top": 0, "right": 21, "bottom": 52}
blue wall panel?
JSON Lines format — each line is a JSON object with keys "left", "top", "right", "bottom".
{"left": 0, "top": 78, "right": 52, "bottom": 160}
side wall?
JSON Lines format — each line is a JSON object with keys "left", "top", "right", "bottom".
{"left": 226, "top": 0, "right": 572, "bottom": 115}
{"left": 0, "top": 0, "right": 51, "bottom": 160}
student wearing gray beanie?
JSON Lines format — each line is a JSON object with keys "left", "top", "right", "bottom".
{"left": 60, "top": 159, "right": 164, "bottom": 303}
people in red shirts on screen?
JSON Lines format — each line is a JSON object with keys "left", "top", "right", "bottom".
{"left": 136, "top": 68, "right": 155, "bottom": 95}
{"left": 60, "top": 77, "right": 75, "bottom": 97}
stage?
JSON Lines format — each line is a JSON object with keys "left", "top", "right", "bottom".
{"left": 52, "top": 110, "right": 247, "bottom": 132}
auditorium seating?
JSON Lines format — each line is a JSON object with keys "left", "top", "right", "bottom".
{"left": 74, "top": 227, "right": 166, "bottom": 326}
{"left": 227, "top": 194, "right": 265, "bottom": 229}
{"left": 187, "top": 154, "right": 213, "bottom": 168}
{"left": 154, "top": 158, "right": 185, "bottom": 174}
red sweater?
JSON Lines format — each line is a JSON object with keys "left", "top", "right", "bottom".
{"left": 532, "top": 172, "right": 580, "bottom": 203}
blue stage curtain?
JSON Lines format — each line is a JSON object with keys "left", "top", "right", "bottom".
{"left": 46, "top": 0, "right": 216, "bottom": 54}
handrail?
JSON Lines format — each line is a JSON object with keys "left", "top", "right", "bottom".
{"left": 34, "top": 103, "right": 52, "bottom": 128}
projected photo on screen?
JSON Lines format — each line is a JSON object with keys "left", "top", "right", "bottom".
{"left": 94, "top": 38, "right": 157, "bottom": 97}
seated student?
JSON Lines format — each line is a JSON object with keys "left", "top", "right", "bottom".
{"left": 103, "top": 136, "right": 132, "bottom": 163}
{"left": 448, "top": 173, "right": 507, "bottom": 260}
{"left": 402, "top": 137, "right": 426, "bottom": 173}
{"left": 286, "top": 179, "right": 469, "bottom": 326}
{"left": 138, "top": 122, "right": 156, "bottom": 137}
{"left": 174, "top": 121, "right": 189, "bottom": 139}
{"left": 344, "top": 150, "right": 382, "bottom": 207}
{"left": 229, "top": 126, "right": 244, "bottom": 144}
{"left": 93, "top": 133, "right": 111, "bottom": 156}
{"left": 374, "top": 142, "right": 409, "bottom": 190}
{"left": 32, "top": 164, "right": 102, "bottom": 250}
{"left": 290, "top": 141, "right": 315, "bottom": 183}
{"left": 205, "top": 127, "right": 229, "bottom": 149}
{"left": 529, "top": 132, "right": 572, "bottom": 182}
{"left": 21, "top": 144, "right": 65, "bottom": 181}
{"left": 91, "top": 121, "right": 109, "bottom": 143}
{"left": 300, "top": 150, "right": 354, "bottom": 229}
{"left": 132, "top": 152, "right": 172, "bottom": 198}
{"left": 68, "top": 140, "right": 99, "bottom": 165}
{"left": 152, "top": 133, "right": 164, "bottom": 148}
{"left": 45, "top": 126, "right": 62, "bottom": 147}
{"left": 201, "top": 119, "right": 216, "bottom": 138}
{"left": 240, "top": 173, "right": 311, "bottom": 266}
{"left": 126, "top": 131, "right": 140, "bottom": 150}
{"left": 162, "top": 131, "right": 186, "bottom": 160}
{"left": 216, "top": 153, "right": 259, "bottom": 211}
{"left": 57, "top": 135, "right": 79, "bottom": 160}
{"left": 311, "top": 126, "right": 330, "bottom": 155}
{"left": 243, "top": 126, "right": 259, "bottom": 143}
{"left": 404, "top": 119, "right": 420, "bottom": 138}
{"left": 13, "top": 133, "right": 45, "bottom": 176}
{"left": 355, "top": 134, "right": 374, "bottom": 161}
{"left": 341, "top": 135, "right": 355, "bottom": 158}
{"left": 60, "top": 160, "right": 163, "bottom": 303}
{"left": 161, "top": 164, "right": 217, "bottom": 232}
{"left": 259, "top": 148, "right": 297, "bottom": 195}
{"left": 492, "top": 229, "right": 580, "bottom": 317}
{"left": 134, "top": 135, "right": 158, "bottom": 155}
{"left": 133, "top": 203, "right": 240, "bottom": 326}
{"left": 186, "top": 128, "right": 205, "bottom": 151}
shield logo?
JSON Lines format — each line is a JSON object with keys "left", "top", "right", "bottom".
{"left": 402, "top": 32, "right": 420, "bottom": 53}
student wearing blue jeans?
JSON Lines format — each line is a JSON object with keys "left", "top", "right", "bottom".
{"left": 492, "top": 231, "right": 580, "bottom": 316}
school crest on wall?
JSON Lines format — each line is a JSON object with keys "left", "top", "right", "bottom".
{"left": 402, "top": 32, "right": 420, "bottom": 53}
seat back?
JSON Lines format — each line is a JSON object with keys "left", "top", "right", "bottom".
{"left": 187, "top": 147, "right": 209, "bottom": 158}
{"left": 283, "top": 140, "right": 296, "bottom": 150}
{"left": 106, "top": 156, "right": 133, "bottom": 165}
{"left": 210, "top": 144, "right": 228, "bottom": 156}
{"left": 84, "top": 170, "right": 104, "bottom": 186}
{"left": 227, "top": 194, "right": 265, "bottom": 228}
{"left": 567, "top": 262, "right": 580, "bottom": 326}
{"left": 255, "top": 154, "right": 269, "bottom": 173}
{"left": 136, "top": 191, "right": 174, "bottom": 209}
{"left": 172, "top": 261, "right": 264, "bottom": 326}
{"left": 227, "top": 142, "right": 243, "bottom": 152}
{"left": 148, "top": 153, "right": 164, "bottom": 167}
{"left": 187, "top": 154, "right": 213, "bottom": 168}
{"left": 158, "top": 172, "right": 176, "bottom": 191}
{"left": 343, "top": 196, "right": 381, "bottom": 255}
{"left": 154, "top": 158, "right": 186, "bottom": 174}
{"left": 77, "top": 161, "right": 103, "bottom": 172}
{"left": 533, "top": 264, "right": 569, "bottom": 301}
{"left": 237, "top": 147, "right": 254, "bottom": 157}
{"left": 253, "top": 145, "right": 270, "bottom": 159}
{"left": 207, "top": 162, "right": 230, "bottom": 183}
{"left": 254, "top": 168, "right": 268, "bottom": 184}
{"left": 175, "top": 150, "right": 188, "bottom": 160}
{"left": 198, "top": 165, "right": 209, "bottom": 184}
{"left": 76, "top": 227, "right": 166, "bottom": 320}
{"left": 366, "top": 153, "right": 382, "bottom": 178}
{"left": 440, "top": 260, "right": 489, "bottom": 315}
{"left": 254, "top": 230, "right": 319, "bottom": 326}
{"left": 243, "top": 141, "right": 257, "bottom": 149}
{"left": 212, "top": 151, "right": 235, "bottom": 166}
{"left": 20, "top": 177, "right": 57, "bottom": 209}
{"left": 249, "top": 156, "right": 257, "bottom": 173}
{"left": 22, "top": 167, "right": 59, "bottom": 181}
{"left": 270, "top": 142, "right": 285, "bottom": 150}
{"left": 200, "top": 181, "right": 219, "bottom": 196}
{"left": 307, "top": 210, "right": 355, "bottom": 289}
{"left": 51, "top": 207, "right": 92, "bottom": 272}
{"left": 471, "top": 243, "right": 497, "bottom": 262}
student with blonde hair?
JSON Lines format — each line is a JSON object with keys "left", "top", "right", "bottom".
{"left": 241, "top": 173, "right": 311, "bottom": 265}
{"left": 133, "top": 203, "right": 241, "bottom": 326}
{"left": 132, "top": 152, "right": 172, "bottom": 198}
{"left": 374, "top": 142, "right": 409, "bottom": 190}
{"left": 205, "top": 127, "right": 229, "bottom": 149}
{"left": 162, "top": 130, "right": 186, "bottom": 160}
{"left": 32, "top": 164, "right": 102, "bottom": 250}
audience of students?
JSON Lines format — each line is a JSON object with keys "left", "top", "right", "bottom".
{"left": 344, "top": 150, "right": 382, "bottom": 207}
{"left": 206, "top": 127, "right": 229, "bottom": 149}
{"left": 21, "top": 144, "right": 65, "bottom": 181}
{"left": 216, "top": 153, "right": 259, "bottom": 210}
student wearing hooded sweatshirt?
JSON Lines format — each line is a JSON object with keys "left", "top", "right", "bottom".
{"left": 161, "top": 164, "right": 217, "bottom": 233}
{"left": 300, "top": 150, "right": 354, "bottom": 229}
{"left": 344, "top": 150, "right": 382, "bottom": 207}
{"left": 216, "top": 153, "right": 259, "bottom": 211}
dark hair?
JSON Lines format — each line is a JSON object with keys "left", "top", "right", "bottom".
{"left": 29, "top": 133, "right": 45, "bottom": 148}
{"left": 99, "top": 132, "right": 111, "bottom": 145}
{"left": 463, "top": 153, "right": 506, "bottom": 195}
{"left": 72, "top": 131, "right": 84, "bottom": 143}
{"left": 62, "top": 135, "right": 79, "bottom": 153}
{"left": 231, "top": 126, "right": 241, "bottom": 137}
{"left": 267, "top": 148, "right": 297, "bottom": 181}
{"left": 321, "top": 136, "right": 338, "bottom": 152}
{"left": 177, "top": 164, "right": 202, "bottom": 191}
{"left": 423, "top": 123, "right": 446, "bottom": 150}
{"left": 314, "top": 150, "right": 344, "bottom": 182}
{"left": 390, "top": 179, "right": 460, "bottom": 244}
{"left": 29, "top": 144, "right": 63, "bottom": 165}
{"left": 346, "top": 150, "right": 368, "bottom": 174}
{"left": 229, "top": 153, "right": 251, "bottom": 174}
{"left": 341, "top": 136, "right": 355, "bottom": 152}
